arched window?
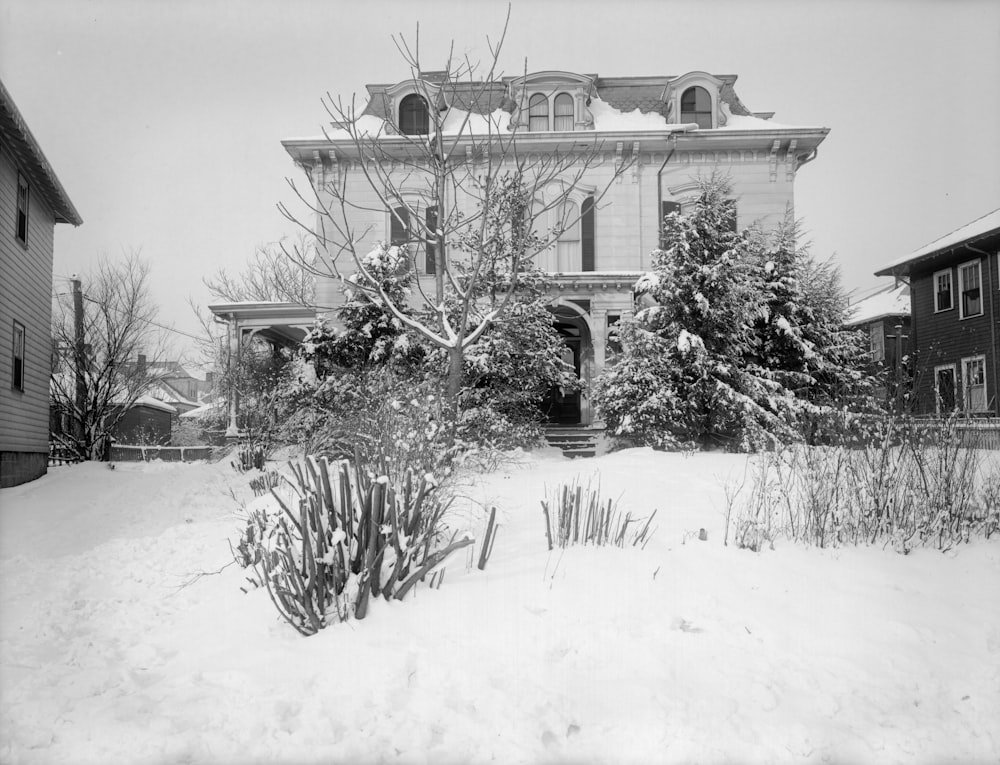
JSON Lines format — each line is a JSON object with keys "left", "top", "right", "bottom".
{"left": 399, "top": 94, "right": 429, "bottom": 135}
{"left": 681, "top": 86, "right": 713, "bottom": 129}
{"left": 528, "top": 94, "right": 549, "bottom": 131}
{"left": 553, "top": 93, "right": 575, "bottom": 131}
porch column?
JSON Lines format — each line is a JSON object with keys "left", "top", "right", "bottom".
{"left": 591, "top": 308, "right": 608, "bottom": 376}
{"left": 225, "top": 320, "right": 241, "bottom": 439}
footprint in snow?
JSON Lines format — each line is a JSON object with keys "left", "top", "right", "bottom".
{"left": 670, "top": 616, "right": 703, "bottom": 633}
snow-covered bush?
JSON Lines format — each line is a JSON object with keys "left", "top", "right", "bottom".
{"left": 236, "top": 454, "right": 472, "bottom": 636}
{"left": 541, "top": 480, "right": 657, "bottom": 549}
{"left": 595, "top": 179, "right": 872, "bottom": 452}
{"left": 724, "top": 415, "right": 1000, "bottom": 552}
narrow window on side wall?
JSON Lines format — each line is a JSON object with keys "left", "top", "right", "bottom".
{"left": 12, "top": 321, "right": 25, "bottom": 391}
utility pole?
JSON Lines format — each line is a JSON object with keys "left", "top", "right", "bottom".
{"left": 71, "top": 277, "right": 86, "bottom": 450}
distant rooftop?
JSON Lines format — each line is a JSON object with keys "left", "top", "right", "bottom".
{"left": 845, "top": 283, "right": 910, "bottom": 327}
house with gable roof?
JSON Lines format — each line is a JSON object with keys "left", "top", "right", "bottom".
{"left": 281, "top": 68, "right": 828, "bottom": 426}
{"left": 1, "top": 79, "right": 82, "bottom": 487}
{"left": 875, "top": 209, "right": 1000, "bottom": 416}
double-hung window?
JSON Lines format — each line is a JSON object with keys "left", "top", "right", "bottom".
{"left": 528, "top": 94, "right": 549, "bottom": 132}
{"left": 958, "top": 260, "right": 983, "bottom": 318}
{"left": 16, "top": 173, "right": 29, "bottom": 245}
{"left": 933, "top": 269, "right": 952, "bottom": 312}
{"left": 12, "top": 321, "right": 25, "bottom": 392}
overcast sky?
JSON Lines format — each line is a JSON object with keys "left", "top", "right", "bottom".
{"left": 3, "top": 0, "right": 999, "bottom": 352}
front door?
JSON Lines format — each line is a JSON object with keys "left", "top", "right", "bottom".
{"left": 542, "top": 325, "right": 582, "bottom": 424}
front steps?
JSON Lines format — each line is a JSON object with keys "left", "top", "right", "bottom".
{"left": 544, "top": 425, "right": 602, "bottom": 459}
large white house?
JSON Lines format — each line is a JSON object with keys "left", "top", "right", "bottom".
{"left": 282, "top": 69, "right": 828, "bottom": 426}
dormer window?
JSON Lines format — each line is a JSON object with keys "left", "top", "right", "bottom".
{"left": 399, "top": 94, "right": 429, "bottom": 135}
{"left": 510, "top": 72, "right": 594, "bottom": 133}
{"left": 554, "top": 93, "right": 575, "bottom": 131}
{"left": 681, "top": 86, "right": 713, "bottom": 128}
{"left": 528, "top": 94, "right": 549, "bottom": 131}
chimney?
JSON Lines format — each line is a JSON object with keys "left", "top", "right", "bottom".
{"left": 138, "top": 353, "right": 147, "bottom": 376}
{"left": 205, "top": 371, "right": 214, "bottom": 385}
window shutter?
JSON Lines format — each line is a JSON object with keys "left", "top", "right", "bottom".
{"left": 581, "top": 196, "right": 595, "bottom": 272}
{"left": 390, "top": 207, "right": 410, "bottom": 245}
{"left": 425, "top": 206, "right": 437, "bottom": 275}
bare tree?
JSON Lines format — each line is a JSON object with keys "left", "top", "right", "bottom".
{"left": 279, "top": 13, "right": 632, "bottom": 415}
{"left": 51, "top": 252, "right": 168, "bottom": 460}
{"left": 203, "top": 234, "right": 317, "bottom": 305}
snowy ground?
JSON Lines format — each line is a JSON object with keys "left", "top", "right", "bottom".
{"left": 1, "top": 447, "right": 998, "bottom": 764}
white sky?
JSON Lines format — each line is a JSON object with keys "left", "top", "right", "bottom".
{"left": 2, "top": 0, "right": 999, "bottom": 351}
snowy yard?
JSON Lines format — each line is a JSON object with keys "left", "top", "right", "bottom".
{"left": 1, "top": 448, "right": 998, "bottom": 764}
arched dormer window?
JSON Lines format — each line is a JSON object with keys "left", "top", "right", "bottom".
{"left": 553, "top": 93, "right": 575, "bottom": 131}
{"left": 681, "top": 86, "right": 713, "bottom": 129}
{"left": 399, "top": 94, "right": 429, "bottom": 135}
{"left": 528, "top": 94, "right": 549, "bottom": 131}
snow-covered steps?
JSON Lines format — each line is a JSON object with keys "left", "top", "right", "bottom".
{"left": 544, "top": 425, "right": 601, "bottom": 459}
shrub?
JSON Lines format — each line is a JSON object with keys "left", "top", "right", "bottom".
{"left": 236, "top": 453, "right": 472, "bottom": 636}
{"left": 725, "top": 415, "right": 1000, "bottom": 553}
{"left": 541, "top": 479, "right": 657, "bottom": 550}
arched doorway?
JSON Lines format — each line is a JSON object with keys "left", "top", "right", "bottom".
{"left": 541, "top": 303, "right": 592, "bottom": 425}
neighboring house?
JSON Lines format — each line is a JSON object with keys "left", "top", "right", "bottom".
{"left": 146, "top": 379, "right": 199, "bottom": 416}
{"left": 0, "top": 79, "right": 82, "bottom": 487}
{"left": 875, "top": 209, "right": 1000, "bottom": 416}
{"left": 845, "top": 282, "right": 911, "bottom": 403}
{"left": 144, "top": 359, "right": 214, "bottom": 403}
{"left": 282, "top": 69, "right": 828, "bottom": 426}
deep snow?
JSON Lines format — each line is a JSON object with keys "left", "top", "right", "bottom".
{"left": 1, "top": 448, "right": 998, "bottom": 764}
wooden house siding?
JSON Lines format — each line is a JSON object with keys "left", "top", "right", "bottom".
{"left": 910, "top": 252, "right": 1000, "bottom": 414}
{"left": 0, "top": 141, "right": 56, "bottom": 455}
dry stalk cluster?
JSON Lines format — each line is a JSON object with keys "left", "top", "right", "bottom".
{"left": 541, "top": 480, "right": 657, "bottom": 550}
{"left": 726, "top": 418, "right": 1000, "bottom": 553}
{"left": 231, "top": 440, "right": 267, "bottom": 473}
{"left": 248, "top": 470, "right": 282, "bottom": 497}
{"left": 236, "top": 453, "right": 472, "bottom": 636}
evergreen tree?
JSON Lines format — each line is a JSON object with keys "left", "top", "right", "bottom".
{"left": 595, "top": 180, "right": 870, "bottom": 451}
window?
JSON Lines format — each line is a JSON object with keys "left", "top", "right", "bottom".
{"left": 581, "top": 196, "right": 595, "bottom": 271}
{"left": 934, "top": 269, "right": 953, "bottom": 312}
{"left": 16, "top": 173, "right": 29, "bottom": 245}
{"left": 963, "top": 355, "right": 987, "bottom": 412}
{"left": 553, "top": 93, "right": 575, "bottom": 131}
{"left": 399, "top": 94, "right": 429, "bottom": 135}
{"left": 660, "top": 200, "right": 681, "bottom": 245}
{"left": 958, "top": 260, "right": 983, "bottom": 318}
{"left": 681, "top": 86, "right": 713, "bottom": 129}
{"left": 528, "top": 94, "right": 549, "bottom": 131}
{"left": 390, "top": 206, "right": 410, "bottom": 246}
{"left": 12, "top": 321, "right": 25, "bottom": 392}
{"left": 869, "top": 322, "right": 885, "bottom": 362}
{"left": 935, "top": 365, "right": 956, "bottom": 413}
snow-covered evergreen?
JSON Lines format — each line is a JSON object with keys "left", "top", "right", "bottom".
{"left": 595, "top": 180, "right": 871, "bottom": 451}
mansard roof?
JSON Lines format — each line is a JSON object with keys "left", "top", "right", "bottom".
{"left": 0, "top": 79, "right": 82, "bottom": 226}
{"left": 360, "top": 71, "right": 757, "bottom": 122}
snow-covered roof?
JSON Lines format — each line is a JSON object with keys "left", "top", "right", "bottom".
{"left": 288, "top": 97, "right": 821, "bottom": 142}
{"left": 845, "top": 283, "right": 910, "bottom": 327}
{"left": 147, "top": 380, "right": 197, "bottom": 408}
{"left": 875, "top": 208, "right": 1000, "bottom": 276}
{"left": 179, "top": 402, "right": 223, "bottom": 419}
{"left": 128, "top": 395, "right": 177, "bottom": 414}
{"left": 0, "top": 79, "right": 82, "bottom": 226}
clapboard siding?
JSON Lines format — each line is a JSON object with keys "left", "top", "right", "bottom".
{"left": 910, "top": 252, "right": 1000, "bottom": 414}
{"left": 0, "top": 140, "right": 57, "bottom": 454}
